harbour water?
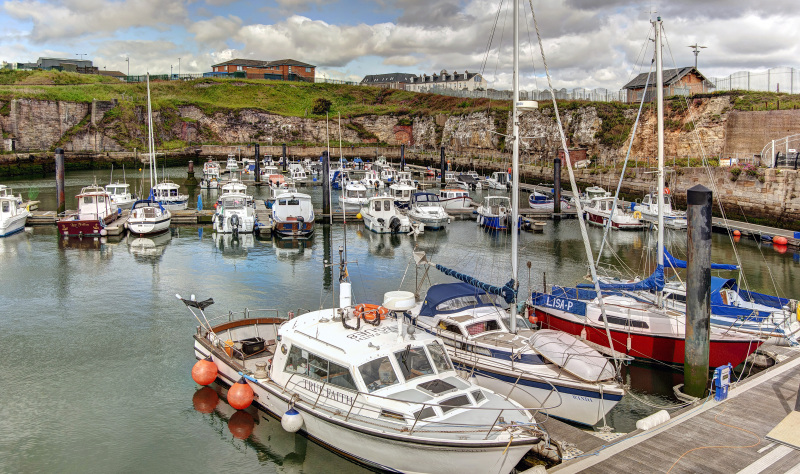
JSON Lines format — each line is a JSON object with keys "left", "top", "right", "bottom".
{"left": 1, "top": 168, "right": 797, "bottom": 472}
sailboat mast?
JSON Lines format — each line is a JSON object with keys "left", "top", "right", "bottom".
{"left": 655, "top": 17, "right": 665, "bottom": 307}
{"left": 146, "top": 74, "right": 157, "bottom": 189}
{"left": 509, "top": 0, "right": 520, "bottom": 333}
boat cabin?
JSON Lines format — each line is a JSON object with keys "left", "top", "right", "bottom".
{"left": 366, "top": 196, "right": 399, "bottom": 218}
{"left": 344, "top": 182, "right": 367, "bottom": 200}
{"left": 482, "top": 195, "right": 510, "bottom": 213}
{"left": 76, "top": 186, "right": 114, "bottom": 220}
{"left": 640, "top": 192, "right": 674, "bottom": 212}
{"left": 490, "top": 172, "right": 509, "bottom": 185}
{"left": 440, "top": 189, "right": 469, "bottom": 201}
{"left": 411, "top": 192, "right": 442, "bottom": 206}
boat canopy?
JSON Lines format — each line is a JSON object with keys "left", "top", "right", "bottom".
{"left": 710, "top": 276, "right": 789, "bottom": 310}
{"left": 664, "top": 248, "right": 739, "bottom": 270}
{"left": 577, "top": 265, "right": 665, "bottom": 292}
{"left": 131, "top": 199, "right": 166, "bottom": 211}
{"left": 412, "top": 192, "right": 440, "bottom": 203}
{"left": 419, "top": 282, "right": 507, "bottom": 317}
{"left": 353, "top": 157, "right": 363, "bottom": 163}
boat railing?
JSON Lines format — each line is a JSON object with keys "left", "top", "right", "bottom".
{"left": 280, "top": 372, "right": 547, "bottom": 441}
{"left": 205, "top": 308, "right": 285, "bottom": 326}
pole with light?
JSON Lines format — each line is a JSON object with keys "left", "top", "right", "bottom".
{"left": 125, "top": 57, "right": 129, "bottom": 77}
{"left": 688, "top": 43, "right": 707, "bottom": 69}
{"left": 178, "top": 57, "right": 181, "bottom": 77}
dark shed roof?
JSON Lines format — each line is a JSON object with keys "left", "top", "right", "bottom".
{"left": 623, "top": 67, "right": 710, "bottom": 90}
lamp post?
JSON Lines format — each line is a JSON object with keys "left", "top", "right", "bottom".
{"left": 125, "top": 57, "right": 129, "bottom": 77}
{"left": 688, "top": 44, "right": 707, "bottom": 69}
{"left": 178, "top": 57, "right": 181, "bottom": 77}
{"left": 76, "top": 53, "right": 87, "bottom": 61}
{"left": 170, "top": 64, "right": 173, "bottom": 78}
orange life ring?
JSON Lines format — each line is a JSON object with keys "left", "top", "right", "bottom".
{"left": 664, "top": 187, "right": 671, "bottom": 195}
{"left": 354, "top": 304, "right": 389, "bottom": 321}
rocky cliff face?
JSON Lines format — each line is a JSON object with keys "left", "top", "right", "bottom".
{"left": 1, "top": 95, "right": 796, "bottom": 165}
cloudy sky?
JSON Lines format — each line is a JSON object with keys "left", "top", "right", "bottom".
{"left": 1, "top": 0, "right": 798, "bottom": 91}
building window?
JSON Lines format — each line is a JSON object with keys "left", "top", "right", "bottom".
{"left": 288, "top": 66, "right": 292, "bottom": 73}
{"left": 237, "top": 66, "right": 242, "bottom": 71}
{"left": 306, "top": 67, "right": 311, "bottom": 72}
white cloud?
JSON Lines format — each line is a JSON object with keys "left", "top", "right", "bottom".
{"left": 188, "top": 15, "right": 242, "bottom": 47}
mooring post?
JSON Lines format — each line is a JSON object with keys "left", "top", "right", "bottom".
{"left": 400, "top": 144, "right": 405, "bottom": 172}
{"left": 254, "top": 143, "right": 261, "bottom": 183}
{"left": 685, "top": 184, "right": 712, "bottom": 398}
{"left": 185, "top": 160, "right": 198, "bottom": 186}
{"left": 282, "top": 144, "right": 287, "bottom": 172}
{"left": 553, "top": 157, "right": 562, "bottom": 218}
{"left": 55, "top": 148, "right": 65, "bottom": 214}
{"left": 322, "top": 150, "right": 331, "bottom": 222}
{"left": 440, "top": 146, "right": 446, "bottom": 186}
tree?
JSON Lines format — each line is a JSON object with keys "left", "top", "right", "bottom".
{"left": 312, "top": 97, "right": 332, "bottom": 115}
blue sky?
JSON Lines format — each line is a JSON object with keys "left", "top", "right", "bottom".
{"left": 2, "top": 0, "right": 799, "bottom": 91}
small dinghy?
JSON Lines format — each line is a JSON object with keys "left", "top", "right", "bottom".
{"left": 528, "top": 329, "right": 616, "bottom": 383}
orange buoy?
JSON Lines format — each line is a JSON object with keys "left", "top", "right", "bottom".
{"left": 228, "top": 377, "right": 254, "bottom": 410}
{"left": 192, "top": 357, "right": 218, "bottom": 386}
{"left": 228, "top": 410, "right": 255, "bottom": 439}
{"left": 733, "top": 235, "right": 741, "bottom": 243}
{"left": 773, "top": 236, "right": 788, "bottom": 245}
{"left": 774, "top": 243, "right": 788, "bottom": 254}
{"left": 192, "top": 386, "right": 219, "bottom": 413}
{"left": 733, "top": 230, "right": 741, "bottom": 237}
{"left": 354, "top": 304, "right": 388, "bottom": 321}
{"left": 528, "top": 314, "right": 538, "bottom": 325}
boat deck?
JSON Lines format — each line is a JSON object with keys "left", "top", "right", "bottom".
{"left": 544, "top": 343, "right": 800, "bottom": 473}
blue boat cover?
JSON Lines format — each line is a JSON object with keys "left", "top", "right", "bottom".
{"left": 575, "top": 265, "right": 665, "bottom": 292}
{"left": 419, "top": 282, "right": 505, "bottom": 316}
{"left": 664, "top": 248, "right": 739, "bottom": 270}
{"left": 709, "top": 276, "right": 789, "bottom": 310}
{"left": 353, "top": 158, "right": 363, "bottom": 163}
{"left": 433, "top": 264, "right": 517, "bottom": 304}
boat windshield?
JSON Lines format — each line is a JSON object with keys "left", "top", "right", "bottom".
{"left": 394, "top": 346, "right": 435, "bottom": 381}
{"left": 436, "top": 293, "right": 502, "bottom": 312}
{"left": 221, "top": 197, "right": 245, "bottom": 208}
{"left": 278, "top": 198, "right": 301, "bottom": 206}
{"left": 359, "top": 356, "right": 400, "bottom": 392}
{"left": 426, "top": 342, "right": 453, "bottom": 373}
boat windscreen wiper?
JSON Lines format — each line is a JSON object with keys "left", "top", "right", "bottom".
{"left": 402, "top": 344, "right": 412, "bottom": 371}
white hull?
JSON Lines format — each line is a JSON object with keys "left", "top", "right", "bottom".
{"left": 213, "top": 211, "right": 256, "bottom": 234}
{"left": 0, "top": 213, "right": 28, "bottom": 237}
{"left": 440, "top": 196, "right": 473, "bottom": 211}
{"left": 362, "top": 214, "right": 411, "bottom": 234}
{"left": 128, "top": 217, "right": 171, "bottom": 235}
{"left": 195, "top": 344, "right": 532, "bottom": 474}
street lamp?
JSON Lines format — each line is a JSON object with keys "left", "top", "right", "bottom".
{"left": 688, "top": 44, "right": 707, "bottom": 69}
{"left": 178, "top": 57, "right": 181, "bottom": 77}
{"left": 125, "top": 57, "right": 129, "bottom": 77}
{"left": 76, "top": 53, "right": 87, "bottom": 61}
{"left": 170, "top": 64, "right": 173, "bottom": 78}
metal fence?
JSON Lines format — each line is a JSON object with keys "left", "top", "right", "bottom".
{"left": 709, "top": 67, "right": 800, "bottom": 94}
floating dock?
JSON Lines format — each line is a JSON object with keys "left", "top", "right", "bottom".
{"left": 533, "top": 344, "right": 800, "bottom": 473}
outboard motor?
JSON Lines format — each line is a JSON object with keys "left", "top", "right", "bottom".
{"left": 389, "top": 216, "right": 401, "bottom": 234}
{"left": 230, "top": 213, "right": 240, "bottom": 234}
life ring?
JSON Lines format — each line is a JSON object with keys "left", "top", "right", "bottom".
{"left": 354, "top": 304, "right": 388, "bottom": 321}
{"left": 664, "top": 187, "right": 671, "bottom": 195}
{"left": 633, "top": 210, "right": 642, "bottom": 219}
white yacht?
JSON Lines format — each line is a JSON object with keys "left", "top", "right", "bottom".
{"left": 183, "top": 282, "right": 545, "bottom": 474}
{"left": 485, "top": 172, "right": 510, "bottom": 190}
{"left": 127, "top": 200, "right": 171, "bottom": 236}
{"left": 389, "top": 182, "right": 416, "bottom": 210}
{"left": 201, "top": 160, "right": 221, "bottom": 189}
{"left": 225, "top": 153, "right": 239, "bottom": 172}
{"left": 105, "top": 182, "right": 136, "bottom": 210}
{"left": 341, "top": 181, "right": 370, "bottom": 209}
{"left": 0, "top": 193, "right": 29, "bottom": 237}
{"left": 634, "top": 191, "right": 687, "bottom": 229}
{"left": 407, "top": 192, "right": 450, "bottom": 230}
{"left": 272, "top": 192, "right": 315, "bottom": 238}
{"left": 360, "top": 195, "right": 412, "bottom": 234}
{"left": 360, "top": 169, "right": 384, "bottom": 189}
{"left": 213, "top": 192, "right": 256, "bottom": 234}
{"left": 438, "top": 189, "right": 473, "bottom": 211}
{"left": 584, "top": 196, "right": 644, "bottom": 230}
{"left": 152, "top": 181, "right": 189, "bottom": 211}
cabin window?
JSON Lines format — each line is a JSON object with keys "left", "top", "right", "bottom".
{"left": 412, "top": 406, "right": 437, "bottom": 421}
{"left": 438, "top": 321, "right": 464, "bottom": 336}
{"left": 471, "top": 389, "right": 486, "bottom": 403}
{"left": 394, "top": 346, "right": 434, "bottom": 381}
{"left": 383, "top": 200, "right": 391, "bottom": 211}
{"left": 436, "top": 294, "right": 498, "bottom": 312}
{"left": 83, "top": 196, "right": 94, "bottom": 204}
{"left": 284, "top": 345, "right": 309, "bottom": 375}
{"left": 283, "top": 345, "right": 356, "bottom": 390}
{"left": 440, "top": 394, "right": 471, "bottom": 413}
{"left": 359, "top": 356, "right": 399, "bottom": 392}
{"left": 466, "top": 320, "right": 501, "bottom": 336}
{"left": 288, "top": 199, "right": 300, "bottom": 205}
{"left": 598, "top": 315, "right": 649, "bottom": 329}
{"left": 2, "top": 201, "right": 9, "bottom": 212}
{"left": 373, "top": 200, "right": 381, "bottom": 211}
{"left": 426, "top": 342, "right": 453, "bottom": 373}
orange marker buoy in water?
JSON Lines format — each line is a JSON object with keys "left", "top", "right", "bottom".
{"left": 192, "top": 386, "right": 219, "bottom": 413}
{"left": 228, "top": 410, "right": 255, "bottom": 439}
{"left": 773, "top": 236, "right": 788, "bottom": 245}
{"left": 192, "top": 357, "right": 218, "bottom": 386}
{"left": 228, "top": 377, "right": 254, "bottom": 410}
{"left": 733, "top": 230, "right": 741, "bottom": 236}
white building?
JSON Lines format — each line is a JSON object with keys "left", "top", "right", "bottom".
{"left": 406, "top": 70, "right": 487, "bottom": 93}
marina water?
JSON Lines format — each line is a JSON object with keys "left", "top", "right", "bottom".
{"left": 1, "top": 168, "right": 797, "bottom": 472}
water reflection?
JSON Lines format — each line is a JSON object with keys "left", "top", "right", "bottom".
{"left": 0, "top": 228, "right": 31, "bottom": 255}
{"left": 127, "top": 231, "right": 172, "bottom": 263}
{"left": 192, "top": 385, "right": 368, "bottom": 473}
{"left": 213, "top": 232, "right": 255, "bottom": 257}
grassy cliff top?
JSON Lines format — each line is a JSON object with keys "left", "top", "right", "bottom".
{"left": 0, "top": 70, "right": 505, "bottom": 118}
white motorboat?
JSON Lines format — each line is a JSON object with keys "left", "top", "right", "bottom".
{"left": 634, "top": 191, "right": 687, "bottom": 229}
{"left": 127, "top": 200, "right": 171, "bottom": 236}
{"left": 0, "top": 185, "right": 23, "bottom": 206}
{"left": 225, "top": 153, "right": 239, "bottom": 172}
{"left": 105, "top": 182, "right": 136, "bottom": 210}
{"left": 360, "top": 169, "right": 384, "bottom": 190}
{"left": 528, "top": 191, "right": 570, "bottom": 211}
{"left": 438, "top": 188, "right": 473, "bottom": 211}
{"left": 584, "top": 196, "right": 644, "bottom": 230}
{"left": 408, "top": 282, "right": 623, "bottom": 426}
{"left": 407, "top": 192, "right": 450, "bottom": 230}
{"left": 213, "top": 192, "right": 256, "bottom": 234}
{"left": 579, "top": 186, "right": 610, "bottom": 206}
{"left": 389, "top": 182, "right": 416, "bottom": 210}
{"left": 152, "top": 181, "right": 189, "bottom": 211}
{"left": 201, "top": 160, "right": 221, "bottom": 189}
{"left": 395, "top": 171, "right": 415, "bottom": 187}
{"left": 0, "top": 193, "right": 29, "bottom": 237}
{"left": 341, "top": 181, "right": 370, "bottom": 209}
{"left": 360, "top": 195, "right": 412, "bottom": 234}
{"left": 183, "top": 282, "right": 545, "bottom": 474}
{"left": 485, "top": 171, "right": 510, "bottom": 190}
{"left": 380, "top": 166, "right": 397, "bottom": 184}
{"left": 476, "top": 195, "right": 515, "bottom": 231}
{"left": 288, "top": 163, "right": 308, "bottom": 183}
{"left": 272, "top": 192, "right": 315, "bottom": 238}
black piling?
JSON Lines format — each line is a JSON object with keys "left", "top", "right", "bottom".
{"left": 282, "top": 144, "right": 287, "bottom": 172}
{"left": 685, "top": 184, "right": 712, "bottom": 398}
{"left": 322, "top": 150, "right": 331, "bottom": 221}
{"left": 553, "top": 157, "right": 562, "bottom": 217}
{"left": 400, "top": 144, "right": 405, "bottom": 171}
{"left": 254, "top": 144, "right": 261, "bottom": 183}
{"left": 440, "top": 147, "right": 446, "bottom": 186}
{"left": 55, "top": 148, "right": 65, "bottom": 214}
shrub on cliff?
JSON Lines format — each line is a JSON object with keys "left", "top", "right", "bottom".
{"left": 729, "top": 166, "right": 742, "bottom": 182}
{"left": 312, "top": 97, "right": 332, "bottom": 115}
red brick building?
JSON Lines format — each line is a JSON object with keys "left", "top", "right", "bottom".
{"left": 210, "top": 58, "right": 316, "bottom": 82}
{"left": 623, "top": 67, "right": 713, "bottom": 102}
